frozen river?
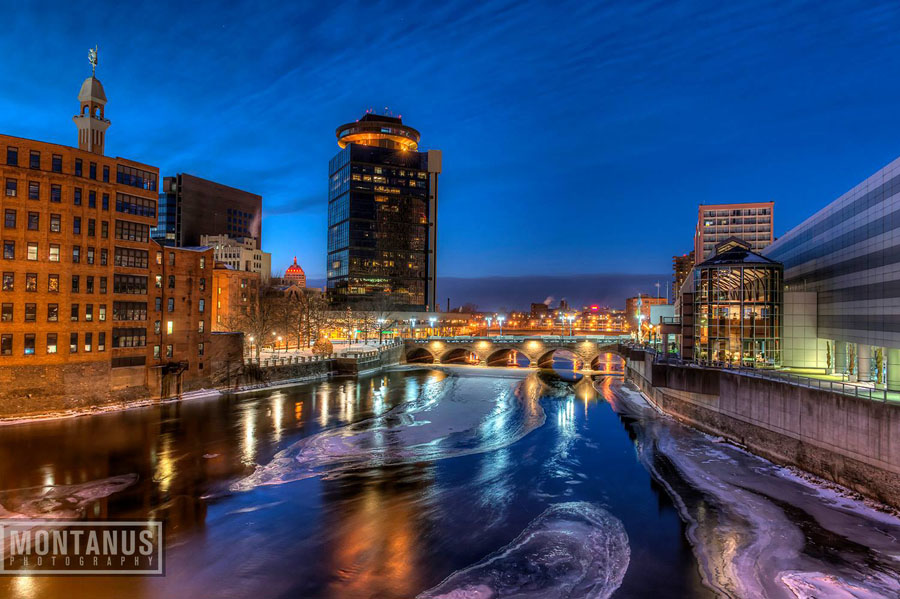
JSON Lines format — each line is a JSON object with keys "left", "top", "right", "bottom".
{"left": 0, "top": 364, "right": 898, "bottom": 598}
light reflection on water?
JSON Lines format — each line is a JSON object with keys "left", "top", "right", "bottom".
{"left": 0, "top": 361, "right": 718, "bottom": 598}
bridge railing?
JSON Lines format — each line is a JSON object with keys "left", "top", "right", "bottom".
{"left": 405, "top": 335, "right": 632, "bottom": 344}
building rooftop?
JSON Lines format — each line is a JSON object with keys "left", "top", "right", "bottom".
{"left": 698, "top": 237, "right": 781, "bottom": 267}
{"left": 78, "top": 76, "right": 107, "bottom": 104}
{"left": 336, "top": 112, "right": 420, "bottom": 151}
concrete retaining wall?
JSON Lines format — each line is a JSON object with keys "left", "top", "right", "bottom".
{"left": 626, "top": 353, "right": 900, "bottom": 508}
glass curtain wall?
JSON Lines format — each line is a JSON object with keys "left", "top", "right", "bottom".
{"left": 694, "top": 264, "right": 782, "bottom": 367}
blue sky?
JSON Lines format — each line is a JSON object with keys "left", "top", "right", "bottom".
{"left": 3, "top": 1, "right": 900, "bottom": 305}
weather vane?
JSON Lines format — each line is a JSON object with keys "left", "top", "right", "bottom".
{"left": 88, "top": 45, "right": 98, "bottom": 76}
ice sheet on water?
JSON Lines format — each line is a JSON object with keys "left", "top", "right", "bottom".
{"left": 605, "top": 380, "right": 900, "bottom": 599}
{"left": 0, "top": 473, "right": 138, "bottom": 518}
{"left": 232, "top": 373, "right": 546, "bottom": 490}
{"left": 417, "top": 502, "right": 630, "bottom": 599}
{"left": 780, "top": 571, "right": 900, "bottom": 599}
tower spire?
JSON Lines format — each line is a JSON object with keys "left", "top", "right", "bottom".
{"left": 73, "top": 45, "right": 110, "bottom": 155}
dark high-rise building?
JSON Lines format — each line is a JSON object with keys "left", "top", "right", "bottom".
{"left": 152, "top": 173, "right": 262, "bottom": 248}
{"left": 672, "top": 251, "right": 694, "bottom": 296}
{"left": 327, "top": 113, "right": 441, "bottom": 310}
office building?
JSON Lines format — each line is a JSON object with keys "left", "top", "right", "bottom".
{"left": 694, "top": 201, "right": 774, "bottom": 264}
{"left": 672, "top": 251, "right": 694, "bottom": 299}
{"left": 153, "top": 173, "right": 261, "bottom": 248}
{"left": 765, "top": 155, "right": 900, "bottom": 386}
{"left": 327, "top": 112, "right": 441, "bottom": 310}
{"left": 201, "top": 234, "right": 271, "bottom": 284}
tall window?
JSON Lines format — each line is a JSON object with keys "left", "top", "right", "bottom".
{"left": 52, "top": 154, "right": 62, "bottom": 173}
{"left": 47, "top": 333, "right": 57, "bottom": 354}
{"left": 6, "top": 147, "right": 17, "bottom": 166}
{"left": 29, "top": 151, "right": 40, "bottom": 169}
{"left": 5, "top": 179, "right": 16, "bottom": 197}
{"left": 74, "top": 158, "right": 82, "bottom": 177}
{"left": 50, "top": 185, "right": 61, "bottom": 203}
{"left": 28, "top": 181, "right": 39, "bottom": 200}
{"left": 23, "top": 334, "right": 35, "bottom": 355}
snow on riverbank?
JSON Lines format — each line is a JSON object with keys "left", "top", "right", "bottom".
{"left": 608, "top": 381, "right": 900, "bottom": 599}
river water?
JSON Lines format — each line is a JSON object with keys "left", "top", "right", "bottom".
{"left": 0, "top": 364, "right": 899, "bottom": 598}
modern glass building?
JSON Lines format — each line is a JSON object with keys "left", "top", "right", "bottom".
{"left": 694, "top": 238, "right": 783, "bottom": 367}
{"left": 327, "top": 113, "right": 441, "bottom": 310}
{"left": 151, "top": 174, "right": 261, "bottom": 249}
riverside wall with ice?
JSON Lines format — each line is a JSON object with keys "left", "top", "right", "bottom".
{"left": 623, "top": 348, "right": 900, "bottom": 508}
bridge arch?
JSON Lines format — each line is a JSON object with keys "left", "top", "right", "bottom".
{"left": 590, "top": 351, "right": 625, "bottom": 373}
{"left": 536, "top": 348, "right": 584, "bottom": 370}
{"left": 486, "top": 348, "right": 531, "bottom": 367}
{"left": 441, "top": 347, "right": 479, "bottom": 365}
{"left": 406, "top": 347, "right": 436, "bottom": 364}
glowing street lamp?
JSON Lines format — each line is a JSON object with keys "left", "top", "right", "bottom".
{"left": 377, "top": 318, "right": 385, "bottom": 344}
{"left": 429, "top": 317, "right": 437, "bottom": 338}
{"left": 410, "top": 318, "right": 417, "bottom": 339}
{"left": 497, "top": 315, "right": 506, "bottom": 336}
{"left": 566, "top": 314, "right": 575, "bottom": 337}
{"left": 486, "top": 316, "right": 493, "bottom": 336}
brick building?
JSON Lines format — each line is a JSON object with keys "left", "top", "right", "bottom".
{"left": 212, "top": 263, "right": 259, "bottom": 332}
{"left": 147, "top": 243, "right": 213, "bottom": 395}
{"left": 0, "top": 63, "right": 219, "bottom": 409}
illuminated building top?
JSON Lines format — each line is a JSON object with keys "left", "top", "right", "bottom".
{"left": 336, "top": 112, "right": 420, "bottom": 151}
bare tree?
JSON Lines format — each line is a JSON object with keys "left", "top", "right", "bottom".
{"left": 280, "top": 288, "right": 332, "bottom": 349}
{"left": 223, "top": 286, "right": 284, "bottom": 361}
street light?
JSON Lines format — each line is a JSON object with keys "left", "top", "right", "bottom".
{"left": 486, "top": 316, "right": 493, "bottom": 337}
{"left": 377, "top": 318, "right": 385, "bottom": 344}
{"left": 497, "top": 315, "right": 505, "bottom": 337}
{"left": 410, "top": 318, "right": 417, "bottom": 339}
{"left": 277, "top": 335, "right": 283, "bottom": 352}
{"left": 429, "top": 317, "right": 437, "bottom": 338}
{"left": 567, "top": 314, "right": 575, "bottom": 337}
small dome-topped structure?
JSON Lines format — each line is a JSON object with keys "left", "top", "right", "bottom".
{"left": 284, "top": 257, "right": 307, "bottom": 287}
{"left": 78, "top": 76, "right": 107, "bottom": 104}
{"left": 73, "top": 66, "right": 110, "bottom": 155}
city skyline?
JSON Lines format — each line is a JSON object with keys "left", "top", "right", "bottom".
{"left": 4, "top": 1, "right": 900, "bottom": 290}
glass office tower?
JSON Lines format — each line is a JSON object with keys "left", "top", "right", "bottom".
{"left": 327, "top": 113, "right": 441, "bottom": 310}
{"left": 694, "top": 238, "right": 783, "bottom": 367}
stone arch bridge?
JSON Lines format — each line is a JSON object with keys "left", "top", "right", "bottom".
{"left": 404, "top": 336, "right": 631, "bottom": 371}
